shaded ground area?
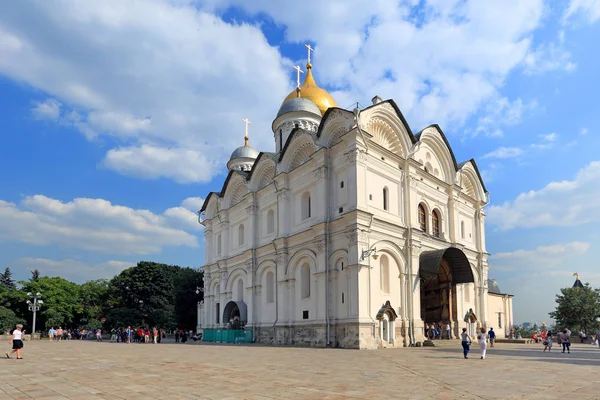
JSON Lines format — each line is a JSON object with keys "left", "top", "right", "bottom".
{"left": 0, "top": 340, "right": 598, "bottom": 399}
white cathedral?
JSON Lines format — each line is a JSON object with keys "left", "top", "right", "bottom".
{"left": 197, "top": 50, "right": 514, "bottom": 349}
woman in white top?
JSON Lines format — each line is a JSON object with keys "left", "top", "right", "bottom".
{"left": 477, "top": 327, "right": 487, "bottom": 359}
{"left": 6, "top": 324, "right": 24, "bottom": 359}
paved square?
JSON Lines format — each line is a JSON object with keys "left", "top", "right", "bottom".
{"left": 0, "top": 340, "right": 598, "bottom": 399}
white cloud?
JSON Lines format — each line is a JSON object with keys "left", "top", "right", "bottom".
{"left": 563, "top": 0, "right": 600, "bottom": 23}
{"left": 531, "top": 132, "right": 559, "bottom": 149}
{"left": 181, "top": 197, "right": 205, "bottom": 212}
{"left": 580, "top": 127, "right": 589, "bottom": 135}
{"left": 15, "top": 258, "right": 132, "bottom": 282}
{"left": 103, "top": 145, "right": 216, "bottom": 184}
{"left": 490, "top": 242, "right": 590, "bottom": 272}
{"left": 207, "top": 0, "right": 546, "bottom": 132}
{"left": 540, "top": 132, "right": 558, "bottom": 142}
{"left": 32, "top": 98, "right": 61, "bottom": 120}
{"left": 482, "top": 146, "right": 524, "bottom": 160}
{"left": 0, "top": 0, "right": 290, "bottom": 183}
{"left": 471, "top": 97, "right": 538, "bottom": 138}
{"left": 487, "top": 161, "right": 600, "bottom": 230}
{"left": 523, "top": 42, "right": 576, "bottom": 74}
{"left": 0, "top": 194, "right": 200, "bottom": 255}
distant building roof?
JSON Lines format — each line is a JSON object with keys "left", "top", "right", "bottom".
{"left": 573, "top": 279, "right": 584, "bottom": 289}
{"left": 488, "top": 279, "right": 512, "bottom": 296}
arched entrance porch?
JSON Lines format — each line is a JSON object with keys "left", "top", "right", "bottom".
{"left": 222, "top": 300, "right": 248, "bottom": 329}
{"left": 419, "top": 247, "right": 474, "bottom": 339}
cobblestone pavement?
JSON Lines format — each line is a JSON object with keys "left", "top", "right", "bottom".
{"left": 0, "top": 340, "right": 599, "bottom": 399}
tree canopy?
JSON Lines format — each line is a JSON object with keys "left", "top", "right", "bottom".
{"left": 549, "top": 283, "right": 600, "bottom": 332}
{"left": 0, "top": 261, "right": 203, "bottom": 333}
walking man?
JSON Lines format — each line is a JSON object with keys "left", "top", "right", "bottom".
{"left": 488, "top": 327, "right": 496, "bottom": 347}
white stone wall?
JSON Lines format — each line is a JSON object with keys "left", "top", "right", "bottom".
{"left": 198, "top": 100, "right": 504, "bottom": 348}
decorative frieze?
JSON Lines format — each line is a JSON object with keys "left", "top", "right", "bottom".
{"left": 314, "top": 165, "right": 328, "bottom": 182}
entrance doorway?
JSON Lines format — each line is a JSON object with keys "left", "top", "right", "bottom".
{"left": 419, "top": 247, "right": 475, "bottom": 339}
{"left": 222, "top": 301, "right": 248, "bottom": 329}
{"left": 376, "top": 301, "right": 398, "bottom": 345}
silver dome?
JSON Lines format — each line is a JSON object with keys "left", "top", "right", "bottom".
{"left": 276, "top": 97, "right": 321, "bottom": 119}
{"left": 230, "top": 145, "right": 259, "bottom": 160}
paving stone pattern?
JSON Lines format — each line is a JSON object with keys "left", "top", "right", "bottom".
{"left": 0, "top": 340, "right": 599, "bottom": 399}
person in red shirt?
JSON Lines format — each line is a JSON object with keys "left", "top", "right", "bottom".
{"left": 137, "top": 328, "right": 143, "bottom": 343}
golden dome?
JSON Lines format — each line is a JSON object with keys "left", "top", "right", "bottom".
{"left": 283, "top": 63, "right": 337, "bottom": 115}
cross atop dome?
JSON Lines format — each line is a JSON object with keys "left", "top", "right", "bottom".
{"left": 280, "top": 43, "right": 337, "bottom": 115}
{"left": 242, "top": 118, "right": 251, "bottom": 147}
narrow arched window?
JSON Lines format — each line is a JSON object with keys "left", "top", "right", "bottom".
{"left": 383, "top": 187, "right": 389, "bottom": 211}
{"left": 380, "top": 255, "right": 390, "bottom": 294}
{"left": 461, "top": 221, "right": 465, "bottom": 239}
{"left": 301, "top": 192, "right": 311, "bottom": 220}
{"left": 301, "top": 263, "right": 311, "bottom": 299}
{"left": 238, "top": 224, "right": 245, "bottom": 246}
{"left": 432, "top": 210, "right": 440, "bottom": 237}
{"left": 237, "top": 279, "right": 244, "bottom": 301}
{"left": 266, "top": 271, "right": 274, "bottom": 303}
{"left": 217, "top": 234, "right": 222, "bottom": 255}
{"left": 266, "top": 209, "right": 275, "bottom": 234}
{"left": 418, "top": 204, "right": 427, "bottom": 231}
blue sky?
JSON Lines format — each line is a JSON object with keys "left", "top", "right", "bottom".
{"left": 1, "top": 0, "right": 599, "bottom": 324}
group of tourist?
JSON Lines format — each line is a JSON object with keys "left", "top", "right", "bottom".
{"left": 425, "top": 322, "right": 452, "bottom": 340}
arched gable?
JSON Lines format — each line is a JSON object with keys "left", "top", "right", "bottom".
{"left": 279, "top": 129, "right": 318, "bottom": 173}
{"left": 247, "top": 154, "right": 277, "bottom": 192}
{"left": 316, "top": 108, "right": 354, "bottom": 148}
{"left": 357, "top": 100, "right": 414, "bottom": 158}
{"left": 458, "top": 159, "right": 488, "bottom": 201}
{"left": 202, "top": 193, "right": 219, "bottom": 220}
{"left": 416, "top": 142, "right": 448, "bottom": 181}
{"left": 285, "top": 248, "right": 317, "bottom": 279}
{"left": 223, "top": 173, "right": 249, "bottom": 209}
{"left": 416, "top": 125, "right": 456, "bottom": 184}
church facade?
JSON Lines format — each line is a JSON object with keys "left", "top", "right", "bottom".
{"left": 197, "top": 58, "right": 513, "bottom": 349}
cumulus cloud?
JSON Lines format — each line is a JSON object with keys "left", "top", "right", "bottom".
{"left": 523, "top": 42, "right": 576, "bottom": 74}
{"left": 16, "top": 258, "right": 133, "bottom": 282}
{"left": 207, "top": 0, "right": 546, "bottom": 132}
{"left": 487, "top": 161, "right": 600, "bottom": 230}
{"left": 103, "top": 145, "right": 216, "bottom": 184}
{"left": 482, "top": 147, "right": 524, "bottom": 160}
{"left": 563, "top": 0, "right": 600, "bottom": 23}
{"left": 0, "top": 0, "right": 290, "bottom": 183}
{"left": 471, "top": 97, "right": 538, "bottom": 138}
{"left": 0, "top": 195, "right": 200, "bottom": 255}
{"left": 32, "top": 98, "right": 61, "bottom": 120}
{"left": 181, "top": 197, "right": 205, "bottom": 212}
{"left": 490, "top": 242, "right": 590, "bottom": 272}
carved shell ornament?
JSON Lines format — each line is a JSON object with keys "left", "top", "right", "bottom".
{"left": 366, "top": 119, "right": 404, "bottom": 157}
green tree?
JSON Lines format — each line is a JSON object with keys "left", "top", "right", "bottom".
{"left": 0, "top": 306, "right": 23, "bottom": 334}
{"left": 31, "top": 269, "right": 40, "bottom": 282}
{"left": 549, "top": 283, "right": 600, "bottom": 332}
{"left": 80, "top": 279, "right": 110, "bottom": 321}
{"left": 174, "top": 268, "right": 203, "bottom": 330}
{"left": 109, "top": 261, "right": 176, "bottom": 328}
{"left": 0, "top": 267, "right": 16, "bottom": 290}
{"left": 20, "top": 277, "right": 83, "bottom": 330}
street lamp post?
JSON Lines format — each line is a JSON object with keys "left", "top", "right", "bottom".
{"left": 26, "top": 292, "right": 43, "bottom": 334}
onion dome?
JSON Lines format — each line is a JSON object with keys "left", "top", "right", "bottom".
{"left": 227, "top": 136, "right": 259, "bottom": 172}
{"left": 276, "top": 97, "right": 321, "bottom": 119}
{"left": 282, "top": 63, "right": 337, "bottom": 115}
